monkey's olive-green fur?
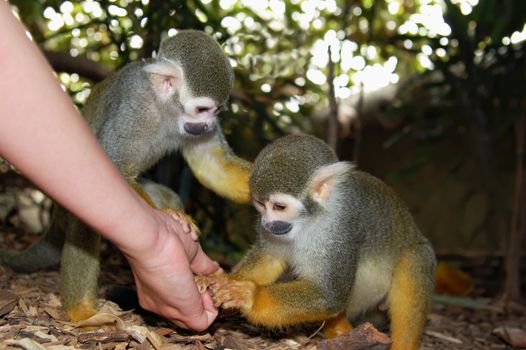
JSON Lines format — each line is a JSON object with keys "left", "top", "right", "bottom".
{"left": 0, "top": 29, "right": 249, "bottom": 318}
{"left": 230, "top": 134, "right": 435, "bottom": 350}
{"left": 160, "top": 30, "right": 234, "bottom": 106}
{"left": 249, "top": 134, "right": 338, "bottom": 199}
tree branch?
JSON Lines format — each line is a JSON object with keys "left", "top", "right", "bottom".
{"left": 42, "top": 49, "right": 111, "bottom": 82}
{"left": 327, "top": 46, "right": 339, "bottom": 153}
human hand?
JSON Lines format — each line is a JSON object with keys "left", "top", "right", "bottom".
{"left": 121, "top": 208, "right": 220, "bottom": 330}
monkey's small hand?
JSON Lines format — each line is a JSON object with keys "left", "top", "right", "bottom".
{"left": 195, "top": 271, "right": 229, "bottom": 296}
{"left": 213, "top": 278, "right": 255, "bottom": 310}
{"left": 163, "top": 208, "right": 200, "bottom": 241}
{"left": 195, "top": 272, "right": 255, "bottom": 310}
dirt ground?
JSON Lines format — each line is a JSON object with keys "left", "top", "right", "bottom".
{"left": 0, "top": 227, "right": 525, "bottom": 350}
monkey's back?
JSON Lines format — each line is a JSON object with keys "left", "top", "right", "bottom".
{"left": 82, "top": 61, "right": 153, "bottom": 128}
{"left": 81, "top": 61, "right": 179, "bottom": 176}
{"left": 336, "top": 169, "right": 434, "bottom": 317}
{"left": 340, "top": 169, "right": 428, "bottom": 249}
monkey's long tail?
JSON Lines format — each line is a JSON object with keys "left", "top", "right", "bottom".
{"left": 0, "top": 218, "right": 64, "bottom": 273}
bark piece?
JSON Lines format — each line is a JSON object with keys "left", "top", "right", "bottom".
{"left": 77, "top": 329, "right": 130, "bottom": 343}
{"left": 318, "top": 322, "right": 391, "bottom": 350}
{"left": 0, "top": 290, "right": 18, "bottom": 317}
{"left": 493, "top": 326, "right": 526, "bottom": 348}
{"left": 222, "top": 334, "right": 260, "bottom": 350}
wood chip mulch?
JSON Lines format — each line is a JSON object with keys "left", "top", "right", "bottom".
{"left": 1, "top": 228, "right": 525, "bottom": 350}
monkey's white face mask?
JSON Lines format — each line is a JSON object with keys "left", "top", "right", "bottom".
{"left": 254, "top": 193, "right": 307, "bottom": 241}
{"left": 143, "top": 59, "right": 221, "bottom": 138}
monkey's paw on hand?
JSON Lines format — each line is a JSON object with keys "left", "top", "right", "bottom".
{"left": 162, "top": 208, "right": 200, "bottom": 241}
{"left": 195, "top": 272, "right": 255, "bottom": 310}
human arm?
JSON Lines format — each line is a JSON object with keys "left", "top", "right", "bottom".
{"left": 0, "top": 1, "right": 217, "bottom": 330}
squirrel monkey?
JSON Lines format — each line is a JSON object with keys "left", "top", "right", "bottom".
{"left": 197, "top": 134, "right": 435, "bottom": 350}
{"left": 0, "top": 30, "right": 251, "bottom": 322}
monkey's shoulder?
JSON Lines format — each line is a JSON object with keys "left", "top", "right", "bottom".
{"left": 103, "top": 60, "right": 152, "bottom": 93}
{"left": 82, "top": 60, "right": 155, "bottom": 131}
{"left": 88, "top": 60, "right": 152, "bottom": 98}
{"left": 340, "top": 169, "right": 399, "bottom": 199}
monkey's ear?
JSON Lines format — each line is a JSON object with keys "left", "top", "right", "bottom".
{"left": 143, "top": 60, "right": 182, "bottom": 97}
{"left": 308, "top": 162, "right": 355, "bottom": 204}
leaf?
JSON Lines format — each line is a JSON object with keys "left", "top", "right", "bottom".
{"left": 76, "top": 312, "right": 126, "bottom": 329}
{"left": 493, "top": 326, "right": 526, "bottom": 348}
{"left": 77, "top": 329, "right": 129, "bottom": 343}
{"left": 98, "top": 300, "right": 131, "bottom": 317}
{"left": 6, "top": 338, "right": 47, "bottom": 350}
{"left": 424, "top": 330, "right": 463, "bottom": 344}
{"left": 0, "top": 290, "right": 18, "bottom": 317}
{"left": 318, "top": 322, "right": 391, "bottom": 350}
{"left": 431, "top": 295, "right": 500, "bottom": 311}
{"left": 75, "top": 300, "right": 131, "bottom": 328}
{"left": 33, "top": 330, "right": 58, "bottom": 342}
{"left": 126, "top": 325, "right": 165, "bottom": 349}
{"left": 18, "top": 297, "right": 31, "bottom": 317}
{"left": 434, "top": 261, "right": 474, "bottom": 296}
{"left": 43, "top": 306, "right": 63, "bottom": 320}
{"left": 46, "top": 293, "right": 62, "bottom": 308}
{"left": 155, "top": 328, "right": 175, "bottom": 336}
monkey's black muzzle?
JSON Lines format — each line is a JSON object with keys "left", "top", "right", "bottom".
{"left": 184, "top": 122, "right": 211, "bottom": 136}
{"left": 265, "top": 221, "right": 292, "bottom": 235}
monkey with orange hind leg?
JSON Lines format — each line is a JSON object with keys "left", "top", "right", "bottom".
{"left": 197, "top": 134, "right": 435, "bottom": 350}
{"left": 0, "top": 30, "right": 251, "bottom": 322}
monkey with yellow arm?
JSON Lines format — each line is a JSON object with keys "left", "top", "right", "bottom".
{"left": 197, "top": 134, "right": 435, "bottom": 350}
{"left": 0, "top": 30, "right": 251, "bottom": 322}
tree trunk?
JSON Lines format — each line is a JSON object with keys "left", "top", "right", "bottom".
{"left": 327, "top": 46, "right": 339, "bottom": 153}
{"left": 503, "top": 100, "right": 526, "bottom": 303}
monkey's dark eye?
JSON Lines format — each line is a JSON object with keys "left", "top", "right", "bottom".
{"left": 196, "top": 106, "right": 211, "bottom": 114}
{"left": 273, "top": 203, "right": 286, "bottom": 211}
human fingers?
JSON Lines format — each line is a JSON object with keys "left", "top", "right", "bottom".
{"left": 190, "top": 244, "right": 220, "bottom": 275}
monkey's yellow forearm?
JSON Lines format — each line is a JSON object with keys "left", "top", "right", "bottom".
{"left": 128, "top": 178, "right": 200, "bottom": 234}
{"left": 232, "top": 250, "right": 287, "bottom": 286}
{"left": 182, "top": 132, "right": 251, "bottom": 204}
{"left": 242, "top": 280, "right": 339, "bottom": 327}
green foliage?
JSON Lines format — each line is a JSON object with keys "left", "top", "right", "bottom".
{"left": 388, "top": 0, "right": 525, "bottom": 175}
{"left": 10, "top": 0, "right": 526, "bottom": 259}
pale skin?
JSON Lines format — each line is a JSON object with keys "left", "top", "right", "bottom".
{"left": 0, "top": 1, "right": 218, "bottom": 330}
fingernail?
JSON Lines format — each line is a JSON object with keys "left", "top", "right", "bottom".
{"left": 206, "top": 309, "right": 218, "bottom": 320}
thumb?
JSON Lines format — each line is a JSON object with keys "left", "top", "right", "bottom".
{"left": 190, "top": 245, "right": 220, "bottom": 275}
{"left": 202, "top": 290, "right": 218, "bottom": 321}
{"left": 181, "top": 289, "right": 218, "bottom": 330}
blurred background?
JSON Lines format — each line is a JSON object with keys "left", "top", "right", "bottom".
{"left": 1, "top": 0, "right": 525, "bottom": 303}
